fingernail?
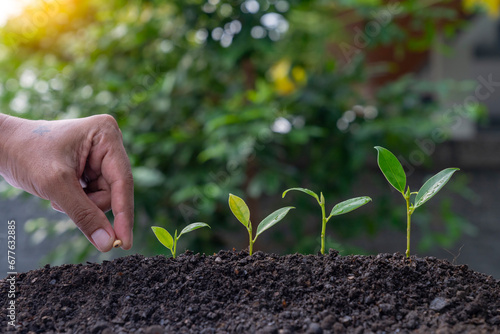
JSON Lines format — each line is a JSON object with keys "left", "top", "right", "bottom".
{"left": 91, "top": 229, "right": 112, "bottom": 251}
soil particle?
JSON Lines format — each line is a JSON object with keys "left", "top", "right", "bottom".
{"left": 429, "top": 297, "right": 450, "bottom": 312}
{"left": 304, "top": 322, "right": 322, "bottom": 334}
{"left": 1, "top": 250, "right": 500, "bottom": 333}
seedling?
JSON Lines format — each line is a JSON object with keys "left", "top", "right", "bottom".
{"left": 374, "top": 146, "right": 459, "bottom": 258}
{"left": 151, "top": 223, "right": 210, "bottom": 258}
{"left": 282, "top": 188, "right": 371, "bottom": 254}
{"left": 228, "top": 193, "right": 294, "bottom": 255}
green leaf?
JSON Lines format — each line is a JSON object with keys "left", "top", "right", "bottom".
{"left": 374, "top": 146, "right": 406, "bottom": 194}
{"left": 178, "top": 222, "right": 211, "bottom": 238}
{"left": 151, "top": 226, "right": 174, "bottom": 251}
{"left": 255, "top": 207, "right": 294, "bottom": 238}
{"left": 282, "top": 187, "right": 320, "bottom": 203}
{"left": 414, "top": 168, "right": 459, "bottom": 209}
{"left": 228, "top": 193, "right": 250, "bottom": 227}
{"left": 329, "top": 196, "right": 372, "bottom": 218}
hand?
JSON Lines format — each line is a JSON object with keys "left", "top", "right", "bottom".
{"left": 0, "top": 114, "right": 134, "bottom": 252}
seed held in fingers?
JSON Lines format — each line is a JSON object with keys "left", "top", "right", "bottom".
{"left": 113, "top": 240, "right": 122, "bottom": 248}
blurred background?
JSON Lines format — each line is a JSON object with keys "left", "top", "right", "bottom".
{"left": 1, "top": 0, "right": 500, "bottom": 278}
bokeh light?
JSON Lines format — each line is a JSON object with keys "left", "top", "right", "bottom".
{"left": 0, "top": 0, "right": 33, "bottom": 26}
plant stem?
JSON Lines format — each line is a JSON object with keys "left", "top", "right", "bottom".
{"left": 320, "top": 202, "right": 327, "bottom": 255}
{"left": 405, "top": 196, "right": 411, "bottom": 258}
{"left": 173, "top": 231, "right": 178, "bottom": 258}
{"left": 248, "top": 222, "right": 253, "bottom": 255}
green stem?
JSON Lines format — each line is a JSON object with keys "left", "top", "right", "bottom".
{"left": 320, "top": 203, "right": 327, "bottom": 255}
{"left": 405, "top": 196, "right": 411, "bottom": 258}
{"left": 248, "top": 222, "right": 253, "bottom": 255}
{"left": 171, "top": 230, "right": 178, "bottom": 259}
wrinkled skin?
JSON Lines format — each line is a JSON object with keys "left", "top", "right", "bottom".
{"left": 0, "top": 114, "right": 134, "bottom": 252}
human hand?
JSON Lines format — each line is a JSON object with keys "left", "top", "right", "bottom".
{"left": 0, "top": 114, "right": 134, "bottom": 252}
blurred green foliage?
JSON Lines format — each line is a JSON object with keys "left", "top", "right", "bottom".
{"left": 0, "top": 0, "right": 483, "bottom": 263}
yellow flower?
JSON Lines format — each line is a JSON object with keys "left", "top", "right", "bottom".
{"left": 270, "top": 59, "right": 291, "bottom": 81}
{"left": 274, "top": 77, "right": 296, "bottom": 95}
{"left": 463, "top": 0, "right": 499, "bottom": 17}
{"left": 292, "top": 66, "right": 307, "bottom": 84}
{"left": 269, "top": 60, "right": 308, "bottom": 96}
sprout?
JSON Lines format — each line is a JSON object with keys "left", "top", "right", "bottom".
{"left": 151, "top": 223, "right": 211, "bottom": 258}
{"left": 282, "top": 188, "right": 371, "bottom": 254}
{"left": 229, "top": 193, "right": 294, "bottom": 255}
{"left": 374, "top": 146, "right": 459, "bottom": 258}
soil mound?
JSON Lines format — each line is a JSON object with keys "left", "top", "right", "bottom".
{"left": 2, "top": 250, "right": 500, "bottom": 333}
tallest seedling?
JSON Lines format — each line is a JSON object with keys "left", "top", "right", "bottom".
{"left": 374, "top": 146, "right": 459, "bottom": 258}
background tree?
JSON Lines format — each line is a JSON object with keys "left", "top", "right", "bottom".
{"left": 0, "top": 0, "right": 484, "bottom": 263}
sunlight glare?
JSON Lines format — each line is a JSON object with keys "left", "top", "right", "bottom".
{"left": 0, "top": 0, "right": 38, "bottom": 26}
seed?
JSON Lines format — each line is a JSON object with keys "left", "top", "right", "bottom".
{"left": 113, "top": 240, "right": 123, "bottom": 248}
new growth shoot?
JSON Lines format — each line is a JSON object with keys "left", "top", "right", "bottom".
{"left": 374, "top": 146, "right": 459, "bottom": 258}
{"left": 151, "top": 223, "right": 211, "bottom": 258}
{"left": 282, "top": 188, "right": 371, "bottom": 254}
{"left": 228, "top": 193, "right": 294, "bottom": 255}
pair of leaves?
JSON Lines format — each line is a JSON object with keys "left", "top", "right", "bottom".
{"left": 228, "top": 193, "right": 294, "bottom": 239}
{"left": 151, "top": 223, "right": 210, "bottom": 254}
{"left": 375, "top": 146, "right": 459, "bottom": 209}
{"left": 282, "top": 188, "right": 371, "bottom": 220}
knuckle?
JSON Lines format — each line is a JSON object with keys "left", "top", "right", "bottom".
{"left": 39, "top": 164, "right": 72, "bottom": 194}
{"left": 71, "top": 207, "right": 98, "bottom": 232}
{"left": 96, "top": 114, "right": 123, "bottom": 140}
{"left": 96, "top": 114, "right": 118, "bottom": 126}
{"left": 99, "top": 114, "right": 119, "bottom": 131}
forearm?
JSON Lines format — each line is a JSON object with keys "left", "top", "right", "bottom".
{"left": 0, "top": 114, "right": 25, "bottom": 177}
{"left": 0, "top": 113, "right": 13, "bottom": 175}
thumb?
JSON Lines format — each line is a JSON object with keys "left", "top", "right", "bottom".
{"left": 52, "top": 179, "right": 116, "bottom": 252}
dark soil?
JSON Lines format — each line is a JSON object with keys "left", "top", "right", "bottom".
{"left": 1, "top": 250, "right": 500, "bottom": 334}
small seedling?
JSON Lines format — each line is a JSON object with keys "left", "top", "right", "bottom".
{"left": 282, "top": 188, "right": 371, "bottom": 254}
{"left": 374, "top": 146, "right": 459, "bottom": 258}
{"left": 228, "top": 193, "right": 294, "bottom": 255}
{"left": 151, "top": 223, "right": 210, "bottom": 258}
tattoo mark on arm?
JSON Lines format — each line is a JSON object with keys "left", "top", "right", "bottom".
{"left": 33, "top": 126, "right": 50, "bottom": 136}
